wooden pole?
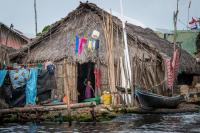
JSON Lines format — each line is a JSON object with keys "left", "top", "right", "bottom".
{"left": 34, "top": 0, "right": 38, "bottom": 35}
{"left": 64, "top": 59, "right": 70, "bottom": 105}
{"left": 131, "top": 57, "right": 135, "bottom": 106}
{"left": 134, "top": 47, "right": 139, "bottom": 106}
{"left": 0, "top": 102, "right": 96, "bottom": 115}
{"left": 187, "top": 0, "right": 191, "bottom": 30}
{"left": 172, "top": 0, "right": 179, "bottom": 96}
{"left": 120, "top": 0, "right": 132, "bottom": 106}
{"left": 63, "top": 59, "right": 71, "bottom": 125}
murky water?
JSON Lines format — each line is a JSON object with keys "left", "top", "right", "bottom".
{"left": 0, "top": 113, "right": 200, "bottom": 133}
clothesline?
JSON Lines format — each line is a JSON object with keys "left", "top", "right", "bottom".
{"left": 0, "top": 64, "right": 41, "bottom": 70}
{"left": 75, "top": 35, "right": 100, "bottom": 55}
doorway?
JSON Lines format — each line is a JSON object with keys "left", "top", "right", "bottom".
{"left": 77, "top": 62, "right": 95, "bottom": 102}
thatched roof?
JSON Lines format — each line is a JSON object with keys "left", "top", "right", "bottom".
{"left": 0, "top": 45, "right": 16, "bottom": 64}
{"left": 0, "top": 22, "right": 31, "bottom": 43}
{"left": 195, "top": 32, "right": 200, "bottom": 59}
{"left": 12, "top": 2, "right": 200, "bottom": 74}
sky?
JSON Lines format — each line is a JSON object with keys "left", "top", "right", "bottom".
{"left": 0, "top": 0, "right": 199, "bottom": 37}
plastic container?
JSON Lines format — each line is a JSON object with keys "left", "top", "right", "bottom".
{"left": 101, "top": 93, "right": 112, "bottom": 105}
{"left": 83, "top": 96, "right": 100, "bottom": 104}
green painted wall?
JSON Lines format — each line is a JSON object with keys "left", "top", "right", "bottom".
{"left": 156, "top": 30, "right": 199, "bottom": 56}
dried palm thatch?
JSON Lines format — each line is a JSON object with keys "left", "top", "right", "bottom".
{"left": 11, "top": 2, "right": 199, "bottom": 75}
{"left": 0, "top": 45, "right": 16, "bottom": 65}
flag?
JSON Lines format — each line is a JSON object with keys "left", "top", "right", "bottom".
{"left": 188, "top": 17, "right": 197, "bottom": 30}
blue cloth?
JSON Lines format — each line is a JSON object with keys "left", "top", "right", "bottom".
{"left": 95, "top": 39, "right": 99, "bottom": 49}
{"left": 9, "top": 68, "right": 29, "bottom": 89}
{"left": 75, "top": 35, "right": 79, "bottom": 54}
{"left": 47, "top": 64, "right": 55, "bottom": 75}
{"left": 26, "top": 68, "right": 38, "bottom": 105}
{"left": 92, "top": 40, "right": 96, "bottom": 50}
{"left": 0, "top": 70, "right": 7, "bottom": 87}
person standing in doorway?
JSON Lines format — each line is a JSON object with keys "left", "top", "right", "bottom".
{"left": 84, "top": 79, "right": 94, "bottom": 99}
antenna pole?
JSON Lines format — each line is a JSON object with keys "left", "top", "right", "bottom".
{"left": 187, "top": 0, "right": 191, "bottom": 30}
{"left": 34, "top": 0, "right": 38, "bottom": 35}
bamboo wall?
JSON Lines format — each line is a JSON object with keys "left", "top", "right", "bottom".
{"left": 112, "top": 24, "right": 166, "bottom": 93}
{"left": 55, "top": 60, "right": 78, "bottom": 103}
{"left": 100, "top": 64, "right": 109, "bottom": 91}
{"left": 54, "top": 59, "right": 111, "bottom": 103}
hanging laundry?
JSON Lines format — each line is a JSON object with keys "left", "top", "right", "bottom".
{"left": 47, "top": 64, "right": 55, "bottom": 75}
{"left": 88, "top": 40, "right": 92, "bottom": 50}
{"left": 172, "top": 49, "right": 180, "bottom": 74}
{"left": 75, "top": 35, "right": 79, "bottom": 54}
{"left": 26, "top": 68, "right": 38, "bottom": 105}
{"left": 9, "top": 68, "right": 30, "bottom": 89}
{"left": 37, "top": 63, "right": 43, "bottom": 69}
{"left": 44, "top": 60, "right": 53, "bottom": 70}
{"left": 78, "top": 37, "right": 87, "bottom": 55}
{"left": 94, "top": 67, "right": 101, "bottom": 89}
{"left": 0, "top": 70, "right": 7, "bottom": 87}
{"left": 37, "top": 69, "right": 57, "bottom": 102}
{"left": 91, "top": 30, "right": 100, "bottom": 39}
{"left": 165, "top": 49, "right": 180, "bottom": 89}
{"left": 92, "top": 40, "right": 96, "bottom": 50}
{"left": 165, "top": 59, "right": 174, "bottom": 89}
{"left": 95, "top": 40, "right": 100, "bottom": 50}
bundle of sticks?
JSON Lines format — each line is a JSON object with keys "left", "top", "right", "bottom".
{"left": 102, "top": 14, "right": 116, "bottom": 102}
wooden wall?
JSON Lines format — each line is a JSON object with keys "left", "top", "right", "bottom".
{"left": 55, "top": 60, "right": 78, "bottom": 103}
{"left": 0, "top": 26, "right": 28, "bottom": 49}
{"left": 54, "top": 59, "right": 112, "bottom": 103}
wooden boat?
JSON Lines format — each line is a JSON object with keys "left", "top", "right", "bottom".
{"left": 135, "top": 89, "right": 185, "bottom": 110}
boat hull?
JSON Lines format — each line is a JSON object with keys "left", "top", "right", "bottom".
{"left": 135, "top": 89, "right": 184, "bottom": 110}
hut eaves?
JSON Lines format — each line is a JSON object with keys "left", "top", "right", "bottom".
{"left": 11, "top": 2, "right": 200, "bottom": 74}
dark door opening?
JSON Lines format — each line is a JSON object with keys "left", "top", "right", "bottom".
{"left": 77, "top": 62, "right": 95, "bottom": 102}
{"left": 177, "top": 73, "right": 193, "bottom": 85}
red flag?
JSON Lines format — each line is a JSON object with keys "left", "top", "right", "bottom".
{"left": 188, "top": 17, "right": 197, "bottom": 29}
{"left": 189, "top": 17, "right": 197, "bottom": 24}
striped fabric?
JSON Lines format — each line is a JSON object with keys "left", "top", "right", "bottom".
{"left": 165, "top": 49, "right": 180, "bottom": 89}
{"left": 172, "top": 49, "right": 180, "bottom": 76}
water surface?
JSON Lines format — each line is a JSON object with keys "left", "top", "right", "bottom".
{"left": 0, "top": 113, "right": 200, "bottom": 133}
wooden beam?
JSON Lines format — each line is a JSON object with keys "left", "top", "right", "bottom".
{"left": 0, "top": 102, "right": 96, "bottom": 115}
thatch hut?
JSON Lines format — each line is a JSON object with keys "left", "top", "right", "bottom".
{"left": 11, "top": 2, "right": 200, "bottom": 102}
{"left": 0, "top": 45, "right": 16, "bottom": 66}
{"left": 0, "top": 22, "right": 30, "bottom": 49}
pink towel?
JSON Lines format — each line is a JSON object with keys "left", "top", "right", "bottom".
{"left": 172, "top": 49, "right": 180, "bottom": 74}
{"left": 78, "top": 37, "right": 87, "bottom": 55}
{"left": 165, "top": 59, "right": 174, "bottom": 89}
